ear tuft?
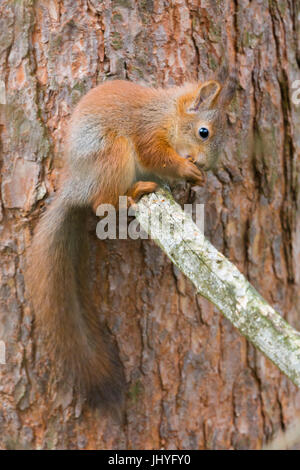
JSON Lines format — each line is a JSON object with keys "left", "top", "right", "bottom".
{"left": 189, "top": 80, "right": 222, "bottom": 112}
{"left": 219, "top": 71, "right": 238, "bottom": 106}
{"left": 216, "top": 65, "right": 229, "bottom": 84}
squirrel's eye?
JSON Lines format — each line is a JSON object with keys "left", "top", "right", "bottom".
{"left": 198, "top": 127, "right": 209, "bottom": 140}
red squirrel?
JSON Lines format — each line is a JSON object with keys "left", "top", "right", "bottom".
{"left": 27, "top": 76, "right": 236, "bottom": 409}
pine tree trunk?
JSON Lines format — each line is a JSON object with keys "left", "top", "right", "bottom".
{"left": 0, "top": 0, "right": 299, "bottom": 450}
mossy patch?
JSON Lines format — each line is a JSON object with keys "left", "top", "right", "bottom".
{"left": 128, "top": 380, "right": 143, "bottom": 403}
{"left": 111, "top": 32, "right": 123, "bottom": 50}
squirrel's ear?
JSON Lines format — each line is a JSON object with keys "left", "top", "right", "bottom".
{"left": 189, "top": 80, "right": 222, "bottom": 112}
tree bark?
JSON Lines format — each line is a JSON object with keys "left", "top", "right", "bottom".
{"left": 0, "top": 0, "right": 299, "bottom": 450}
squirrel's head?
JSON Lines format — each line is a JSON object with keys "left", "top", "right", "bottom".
{"left": 171, "top": 75, "right": 236, "bottom": 170}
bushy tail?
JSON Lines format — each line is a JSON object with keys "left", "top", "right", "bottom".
{"left": 27, "top": 191, "right": 125, "bottom": 409}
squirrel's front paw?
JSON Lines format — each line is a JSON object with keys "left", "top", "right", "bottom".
{"left": 181, "top": 160, "right": 206, "bottom": 186}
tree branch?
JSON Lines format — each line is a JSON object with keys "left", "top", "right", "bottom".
{"left": 134, "top": 187, "right": 300, "bottom": 387}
